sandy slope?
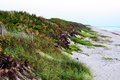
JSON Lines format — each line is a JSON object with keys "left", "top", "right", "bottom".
{"left": 72, "top": 27, "right": 120, "bottom": 80}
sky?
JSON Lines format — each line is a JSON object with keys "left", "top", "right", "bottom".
{"left": 0, "top": 0, "right": 120, "bottom": 26}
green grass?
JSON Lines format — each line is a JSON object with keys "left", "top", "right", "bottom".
{"left": 79, "top": 30, "right": 102, "bottom": 42}
{"left": 61, "top": 60, "right": 92, "bottom": 80}
{"left": 94, "top": 44, "right": 105, "bottom": 47}
{"left": 69, "top": 44, "right": 80, "bottom": 51}
{"left": 70, "top": 37, "right": 93, "bottom": 46}
{"left": 0, "top": 11, "right": 93, "bottom": 80}
{"left": 102, "top": 56, "right": 113, "bottom": 61}
{"left": 90, "top": 36, "right": 101, "bottom": 41}
{"left": 3, "top": 31, "right": 92, "bottom": 80}
{"left": 100, "top": 35, "right": 109, "bottom": 38}
{"left": 65, "top": 44, "right": 81, "bottom": 54}
{"left": 79, "top": 30, "right": 92, "bottom": 38}
{"left": 115, "top": 44, "right": 120, "bottom": 46}
{"left": 65, "top": 49, "right": 73, "bottom": 54}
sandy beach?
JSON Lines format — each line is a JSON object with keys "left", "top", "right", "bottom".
{"left": 72, "top": 27, "right": 120, "bottom": 80}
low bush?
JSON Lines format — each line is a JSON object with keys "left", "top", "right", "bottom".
{"left": 65, "top": 44, "right": 81, "bottom": 54}
{"left": 79, "top": 30, "right": 92, "bottom": 38}
{"left": 70, "top": 37, "right": 93, "bottom": 46}
{"left": 69, "top": 44, "right": 80, "bottom": 51}
{"left": 94, "top": 44, "right": 105, "bottom": 47}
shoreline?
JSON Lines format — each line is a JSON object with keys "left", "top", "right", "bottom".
{"left": 88, "top": 26, "right": 120, "bottom": 35}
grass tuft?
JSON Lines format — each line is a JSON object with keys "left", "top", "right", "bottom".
{"left": 79, "top": 30, "right": 92, "bottom": 38}
{"left": 94, "top": 44, "right": 105, "bottom": 47}
{"left": 69, "top": 44, "right": 80, "bottom": 51}
{"left": 65, "top": 44, "right": 81, "bottom": 54}
{"left": 102, "top": 56, "right": 113, "bottom": 61}
{"left": 70, "top": 37, "right": 93, "bottom": 46}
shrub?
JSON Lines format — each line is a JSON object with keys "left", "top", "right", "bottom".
{"left": 94, "top": 44, "right": 105, "bottom": 47}
{"left": 69, "top": 44, "right": 80, "bottom": 51}
{"left": 91, "top": 36, "right": 100, "bottom": 41}
{"left": 65, "top": 44, "right": 81, "bottom": 54}
{"left": 79, "top": 30, "right": 92, "bottom": 38}
{"left": 70, "top": 37, "right": 93, "bottom": 46}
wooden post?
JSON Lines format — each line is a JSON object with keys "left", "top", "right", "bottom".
{"left": 1, "top": 27, "right": 4, "bottom": 38}
{"left": 0, "top": 22, "right": 4, "bottom": 54}
{"left": 0, "top": 26, "right": 2, "bottom": 36}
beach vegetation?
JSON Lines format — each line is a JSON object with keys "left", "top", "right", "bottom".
{"left": 102, "top": 56, "right": 113, "bottom": 61}
{"left": 65, "top": 44, "right": 81, "bottom": 54}
{"left": 94, "top": 44, "right": 105, "bottom": 47}
{"left": 70, "top": 36, "right": 93, "bottom": 46}
{"left": 115, "top": 44, "right": 120, "bottom": 46}
{"left": 90, "top": 36, "right": 101, "bottom": 41}
{"left": 0, "top": 11, "right": 93, "bottom": 80}
{"left": 79, "top": 30, "right": 92, "bottom": 38}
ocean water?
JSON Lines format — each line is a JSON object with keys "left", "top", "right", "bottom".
{"left": 95, "top": 26, "right": 120, "bottom": 32}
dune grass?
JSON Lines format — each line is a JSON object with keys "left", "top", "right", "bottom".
{"left": 70, "top": 36, "right": 105, "bottom": 48}
{"left": 0, "top": 11, "right": 93, "bottom": 80}
{"left": 2, "top": 31, "right": 92, "bottom": 80}
{"left": 115, "top": 44, "right": 120, "bottom": 46}
{"left": 93, "top": 44, "right": 106, "bottom": 47}
{"left": 79, "top": 30, "right": 92, "bottom": 38}
{"left": 69, "top": 44, "right": 80, "bottom": 51}
{"left": 102, "top": 56, "right": 113, "bottom": 61}
{"left": 70, "top": 36, "right": 93, "bottom": 46}
{"left": 61, "top": 60, "right": 92, "bottom": 80}
{"left": 65, "top": 44, "right": 81, "bottom": 54}
{"left": 79, "top": 30, "right": 101, "bottom": 42}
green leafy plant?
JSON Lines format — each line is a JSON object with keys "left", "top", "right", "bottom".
{"left": 102, "top": 56, "right": 113, "bottom": 61}
{"left": 94, "top": 44, "right": 105, "bottom": 47}
{"left": 69, "top": 44, "right": 80, "bottom": 51}
{"left": 70, "top": 37, "right": 93, "bottom": 46}
{"left": 79, "top": 30, "right": 92, "bottom": 37}
{"left": 65, "top": 44, "right": 81, "bottom": 54}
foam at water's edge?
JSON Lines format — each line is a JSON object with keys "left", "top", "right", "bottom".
{"left": 87, "top": 26, "right": 120, "bottom": 34}
{"left": 95, "top": 26, "right": 120, "bottom": 32}
{"left": 87, "top": 26, "right": 120, "bottom": 36}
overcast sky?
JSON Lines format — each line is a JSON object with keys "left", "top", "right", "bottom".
{"left": 0, "top": 0, "right": 120, "bottom": 26}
